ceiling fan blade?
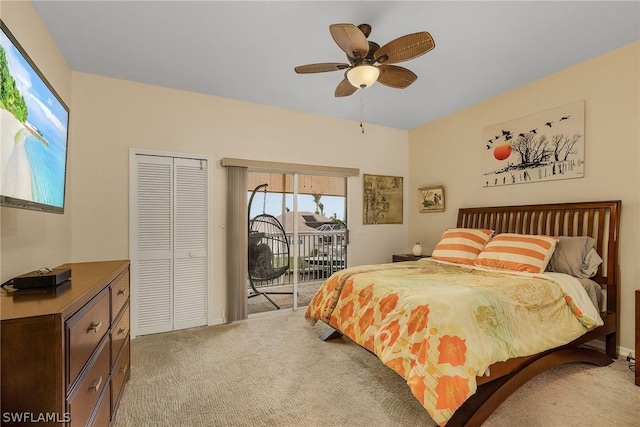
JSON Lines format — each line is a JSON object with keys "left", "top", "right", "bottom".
{"left": 335, "top": 78, "right": 358, "bottom": 97}
{"left": 377, "top": 65, "right": 417, "bottom": 89}
{"left": 294, "top": 63, "right": 350, "bottom": 74}
{"left": 374, "top": 32, "right": 435, "bottom": 64}
{"left": 329, "top": 24, "right": 369, "bottom": 59}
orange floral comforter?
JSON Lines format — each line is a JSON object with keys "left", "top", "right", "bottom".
{"left": 304, "top": 259, "right": 602, "bottom": 426}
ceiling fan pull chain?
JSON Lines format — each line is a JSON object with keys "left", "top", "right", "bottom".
{"left": 360, "top": 89, "right": 365, "bottom": 134}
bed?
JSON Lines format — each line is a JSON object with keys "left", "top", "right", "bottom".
{"left": 305, "top": 200, "right": 620, "bottom": 426}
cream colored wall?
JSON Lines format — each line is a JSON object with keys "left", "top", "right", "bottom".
{"left": 69, "top": 72, "right": 409, "bottom": 323}
{"left": 408, "top": 42, "right": 640, "bottom": 352}
{"left": 0, "top": 0, "right": 73, "bottom": 283}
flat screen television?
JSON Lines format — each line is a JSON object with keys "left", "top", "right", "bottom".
{"left": 0, "top": 20, "right": 70, "bottom": 214}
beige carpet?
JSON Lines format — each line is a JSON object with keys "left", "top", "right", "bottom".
{"left": 113, "top": 310, "right": 638, "bottom": 427}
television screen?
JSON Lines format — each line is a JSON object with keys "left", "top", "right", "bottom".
{"left": 0, "top": 20, "right": 69, "bottom": 214}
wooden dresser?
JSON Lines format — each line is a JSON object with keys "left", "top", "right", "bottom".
{"left": 1, "top": 260, "right": 130, "bottom": 426}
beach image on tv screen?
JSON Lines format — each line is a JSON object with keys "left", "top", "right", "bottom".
{"left": 1, "top": 28, "right": 69, "bottom": 209}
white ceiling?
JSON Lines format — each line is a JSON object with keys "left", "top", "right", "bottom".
{"left": 31, "top": 1, "right": 639, "bottom": 130}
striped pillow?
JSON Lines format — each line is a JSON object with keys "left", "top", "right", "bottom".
{"left": 430, "top": 228, "right": 494, "bottom": 265}
{"left": 473, "top": 233, "right": 558, "bottom": 273}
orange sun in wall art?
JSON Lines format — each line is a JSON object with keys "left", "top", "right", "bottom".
{"left": 493, "top": 143, "right": 512, "bottom": 161}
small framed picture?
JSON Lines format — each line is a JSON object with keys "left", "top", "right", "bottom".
{"left": 418, "top": 185, "right": 445, "bottom": 213}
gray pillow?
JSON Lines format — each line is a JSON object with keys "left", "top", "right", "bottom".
{"left": 547, "top": 236, "right": 597, "bottom": 277}
{"left": 581, "top": 248, "right": 603, "bottom": 278}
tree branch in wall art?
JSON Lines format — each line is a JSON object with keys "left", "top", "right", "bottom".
{"left": 418, "top": 185, "right": 445, "bottom": 213}
{"left": 363, "top": 174, "right": 403, "bottom": 224}
{"left": 481, "top": 101, "right": 585, "bottom": 187}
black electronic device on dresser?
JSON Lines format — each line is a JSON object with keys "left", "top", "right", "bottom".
{"left": 13, "top": 268, "right": 72, "bottom": 289}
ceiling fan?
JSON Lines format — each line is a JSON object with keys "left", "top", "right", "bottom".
{"left": 294, "top": 23, "right": 435, "bottom": 97}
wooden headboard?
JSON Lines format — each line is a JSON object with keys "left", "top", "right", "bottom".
{"left": 457, "top": 200, "right": 621, "bottom": 313}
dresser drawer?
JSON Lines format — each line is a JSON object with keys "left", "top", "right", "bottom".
{"left": 67, "top": 287, "right": 110, "bottom": 386}
{"left": 67, "top": 336, "right": 110, "bottom": 427}
{"left": 111, "top": 270, "right": 130, "bottom": 321}
{"left": 111, "top": 302, "right": 130, "bottom": 364}
{"left": 111, "top": 338, "right": 130, "bottom": 415}
{"left": 89, "top": 381, "right": 112, "bottom": 427}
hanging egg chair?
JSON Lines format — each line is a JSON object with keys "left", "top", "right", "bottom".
{"left": 248, "top": 183, "right": 292, "bottom": 309}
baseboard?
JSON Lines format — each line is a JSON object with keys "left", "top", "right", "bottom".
{"left": 584, "top": 338, "right": 633, "bottom": 359}
{"left": 209, "top": 317, "right": 225, "bottom": 326}
{"left": 619, "top": 345, "right": 634, "bottom": 359}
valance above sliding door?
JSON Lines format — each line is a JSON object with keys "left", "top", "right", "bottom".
{"left": 221, "top": 158, "right": 359, "bottom": 177}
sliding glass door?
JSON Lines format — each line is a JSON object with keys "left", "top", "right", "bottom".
{"left": 247, "top": 171, "right": 347, "bottom": 316}
{"left": 295, "top": 173, "right": 348, "bottom": 299}
{"left": 247, "top": 171, "right": 295, "bottom": 314}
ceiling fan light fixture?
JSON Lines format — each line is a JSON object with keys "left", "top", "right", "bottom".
{"left": 346, "top": 64, "right": 380, "bottom": 88}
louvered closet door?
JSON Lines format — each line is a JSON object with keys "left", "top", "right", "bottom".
{"left": 134, "top": 155, "right": 174, "bottom": 335}
{"left": 132, "top": 154, "right": 209, "bottom": 337}
{"left": 173, "top": 158, "right": 208, "bottom": 330}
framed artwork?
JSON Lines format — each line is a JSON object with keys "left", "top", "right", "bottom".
{"left": 418, "top": 185, "right": 445, "bottom": 213}
{"left": 363, "top": 174, "right": 403, "bottom": 224}
{"left": 481, "top": 101, "right": 585, "bottom": 187}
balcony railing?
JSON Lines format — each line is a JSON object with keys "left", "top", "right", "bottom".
{"left": 250, "top": 229, "right": 347, "bottom": 289}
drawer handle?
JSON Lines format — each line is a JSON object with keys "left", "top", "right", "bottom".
{"left": 118, "top": 327, "right": 129, "bottom": 336}
{"left": 87, "top": 321, "right": 103, "bottom": 334}
{"left": 120, "top": 365, "right": 128, "bottom": 376}
{"left": 90, "top": 376, "right": 103, "bottom": 392}
{"left": 117, "top": 288, "right": 127, "bottom": 296}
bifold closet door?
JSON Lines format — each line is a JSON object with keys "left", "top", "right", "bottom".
{"left": 132, "top": 154, "right": 208, "bottom": 336}
{"left": 173, "top": 158, "right": 208, "bottom": 330}
{"left": 134, "top": 155, "right": 174, "bottom": 335}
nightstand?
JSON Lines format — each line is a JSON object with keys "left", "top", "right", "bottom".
{"left": 392, "top": 253, "right": 430, "bottom": 262}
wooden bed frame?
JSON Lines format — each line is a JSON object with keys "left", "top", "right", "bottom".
{"left": 321, "top": 200, "right": 622, "bottom": 426}
{"left": 449, "top": 200, "right": 621, "bottom": 426}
